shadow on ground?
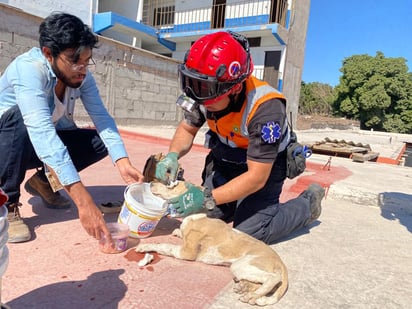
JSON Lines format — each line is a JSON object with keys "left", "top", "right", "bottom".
{"left": 24, "top": 185, "right": 126, "bottom": 240}
{"left": 5, "top": 269, "right": 126, "bottom": 309}
{"left": 379, "top": 192, "right": 412, "bottom": 233}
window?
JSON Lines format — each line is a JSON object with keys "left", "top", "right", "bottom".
{"left": 248, "top": 37, "right": 261, "bottom": 47}
{"left": 153, "top": 6, "right": 175, "bottom": 26}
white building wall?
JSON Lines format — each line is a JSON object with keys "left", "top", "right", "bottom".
{"left": 2, "top": 0, "right": 289, "bottom": 83}
{"left": 175, "top": 0, "right": 211, "bottom": 11}
{"left": 226, "top": 0, "right": 270, "bottom": 18}
{"left": 98, "top": 0, "right": 139, "bottom": 19}
{"left": 1, "top": 0, "right": 94, "bottom": 25}
{"left": 174, "top": 0, "right": 271, "bottom": 25}
{"left": 98, "top": 0, "right": 141, "bottom": 46}
{"left": 175, "top": 0, "right": 212, "bottom": 25}
{"left": 0, "top": 0, "right": 306, "bottom": 127}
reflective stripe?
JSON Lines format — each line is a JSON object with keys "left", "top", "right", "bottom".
{"left": 241, "top": 84, "right": 283, "bottom": 136}
{"left": 204, "top": 77, "right": 288, "bottom": 150}
{"left": 278, "top": 126, "right": 290, "bottom": 152}
{"left": 245, "top": 83, "right": 290, "bottom": 152}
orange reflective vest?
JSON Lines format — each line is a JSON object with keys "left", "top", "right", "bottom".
{"left": 206, "top": 76, "right": 286, "bottom": 149}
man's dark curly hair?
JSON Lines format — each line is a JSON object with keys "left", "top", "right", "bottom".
{"left": 39, "top": 12, "right": 98, "bottom": 62}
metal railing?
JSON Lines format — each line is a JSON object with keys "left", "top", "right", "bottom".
{"left": 142, "top": 0, "right": 288, "bottom": 33}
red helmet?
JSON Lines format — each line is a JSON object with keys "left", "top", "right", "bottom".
{"left": 178, "top": 31, "right": 253, "bottom": 102}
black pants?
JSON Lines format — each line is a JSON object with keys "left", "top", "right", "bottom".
{"left": 201, "top": 135, "right": 311, "bottom": 245}
{"left": 0, "top": 105, "right": 108, "bottom": 204}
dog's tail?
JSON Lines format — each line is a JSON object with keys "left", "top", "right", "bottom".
{"left": 253, "top": 263, "right": 289, "bottom": 306}
{"left": 273, "top": 263, "right": 288, "bottom": 302}
{"left": 254, "top": 262, "right": 288, "bottom": 306}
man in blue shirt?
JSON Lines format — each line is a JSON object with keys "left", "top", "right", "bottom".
{"left": 0, "top": 13, "right": 144, "bottom": 243}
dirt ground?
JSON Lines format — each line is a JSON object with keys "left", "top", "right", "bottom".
{"left": 297, "top": 114, "right": 360, "bottom": 130}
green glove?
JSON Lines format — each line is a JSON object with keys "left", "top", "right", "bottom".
{"left": 168, "top": 182, "right": 205, "bottom": 217}
{"left": 155, "top": 152, "right": 179, "bottom": 183}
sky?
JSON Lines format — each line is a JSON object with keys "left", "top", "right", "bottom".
{"left": 302, "top": 0, "right": 412, "bottom": 86}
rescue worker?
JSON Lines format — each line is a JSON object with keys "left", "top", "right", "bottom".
{"left": 156, "top": 31, "right": 325, "bottom": 244}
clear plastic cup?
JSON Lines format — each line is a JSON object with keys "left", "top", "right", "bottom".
{"left": 99, "top": 222, "right": 130, "bottom": 254}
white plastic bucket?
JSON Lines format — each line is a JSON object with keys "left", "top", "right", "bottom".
{"left": 117, "top": 183, "right": 168, "bottom": 238}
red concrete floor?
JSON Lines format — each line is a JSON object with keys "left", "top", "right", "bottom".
{"left": 2, "top": 132, "right": 232, "bottom": 309}
{"left": 2, "top": 130, "right": 347, "bottom": 308}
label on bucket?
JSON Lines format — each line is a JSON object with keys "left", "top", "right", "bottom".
{"left": 136, "top": 220, "right": 158, "bottom": 237}
{"left": 118, "top": 200, "right": 162, "bottom": 238}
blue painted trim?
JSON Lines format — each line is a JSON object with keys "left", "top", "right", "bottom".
{"left": 158, "top": 38, "right": 176, "bottom": 51}
{"left": 161, "top": 29, "right": 214, "bottom": 39}
{"left": 160, "top": 22, "right": 280, "bottom": 41}
{"left": 93, "top": 12, "right": 176, "bottom": 51}
{"left": 272, "top": 31, "right": 285, "bottom": 45}
{"left": 225, "top": 15, "right": 269, "bottom": 27}
{"left": 93, "top": 12, "right": 156, "bottom": 37}
{"left": 173, "top": 21, "right": 211, "bottom": 32}
{"left": 173, "top": 21, "right": 210, "bottom": 32}
{"left": 93, "top": 12, "right": 114, "bottom": 33}
{"left": 278, "top": 79, "right": 283, "bottom": 91}
{"left": 285, "top": 9, "right": 291, "bottom": 29}
{"left": 93, "top": 12, "right": 285, "bottom": 51}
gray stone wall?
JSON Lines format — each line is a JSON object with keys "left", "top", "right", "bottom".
{"left": 0, "top": 4, "right": 183, "bottom": 127}
{"left": 282, "top": 0, "right": 311, "bottom": 129}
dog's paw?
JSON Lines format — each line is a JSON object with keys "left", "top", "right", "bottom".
{"left": 234, "top": 280, "right": 260, "bottom": 295}
{"left": 239, "top": 292, "right": 258, "bottom": 306}
{"left": 135, "top": 244, "right": 152, "bottom": 253}
{"left": 135, "top": 246, "right": 144, "bottom": 253}
{"left": 233, "top": 280, "right": 249, "bottom": 294}
{"left": 171, "top": 228, "right": 182, "bottom": 238}
{"left": 239, "top": 293, "right": 254, "bottom": 305}
{"left": 233, "top": 282, "right": 242, "bottom": 294}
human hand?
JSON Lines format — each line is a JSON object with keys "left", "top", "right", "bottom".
{"left": 77, "top": 202, "right": 112, "bottom": 241}
{"left": 168, "top": 182, "right": 205, "bottom": 217}
{"left": 65, "top": 182, "right": 114, "bottom": 251}
{"left": 116, "top": 157, "right": 144, "bottom": 184}
{"left": 155, "top": 152, "right": 179, "bottom": 184}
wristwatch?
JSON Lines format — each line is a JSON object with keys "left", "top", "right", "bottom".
{"left": 203, "top": 187, "right": 216, "bottom": 210}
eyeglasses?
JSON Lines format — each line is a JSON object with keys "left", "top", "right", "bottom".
{"left": 71, "top": 58, "right": 96, "bottom": 71}
{"left": 61, "top": 56, "right": 96, "bottom": 72}
{"left": 178, "top": 64, "right": 238, "bottom": 102}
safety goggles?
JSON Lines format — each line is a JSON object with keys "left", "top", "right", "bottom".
{"left": 178, "top": 64, "right": 238, "bottom": 102}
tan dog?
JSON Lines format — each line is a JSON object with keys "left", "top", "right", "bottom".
{"left": 135, "top": 213, "right": 288, "bottom": 306}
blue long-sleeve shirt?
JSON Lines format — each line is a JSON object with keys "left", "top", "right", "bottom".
{"left": 0, "top": 47, "right": 128, "bottom": 185}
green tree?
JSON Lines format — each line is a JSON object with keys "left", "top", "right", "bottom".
{"left": 299, "top": 81, "right": 334, "bottom": 115}
{"left": 334, "top": 52, "right": 412, "bottom": 133}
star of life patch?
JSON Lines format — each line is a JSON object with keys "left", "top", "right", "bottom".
{"left": 261, "top": 121, "right": 281, "bottom": 144}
